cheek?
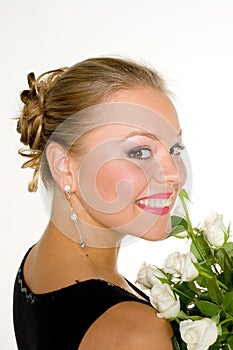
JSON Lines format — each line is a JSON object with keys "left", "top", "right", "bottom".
{"left": 96, "top": 160, "right": 149, "bottom": 203}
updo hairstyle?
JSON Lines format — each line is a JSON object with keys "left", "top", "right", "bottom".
{"left": 17, "top": 57, "right": 167, "bottom": 192}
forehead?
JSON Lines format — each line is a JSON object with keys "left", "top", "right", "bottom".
{"left": 83, "top": 111, "right": 181, "bottom": 151}
{"left": 55, "top": 87, "right": 180, "bottom": 150}
{"left": 84, "top": 123, "right": 181, "bottom": 150}
{"left": 81, "top": 92, "right": 180, "bottom": 147}
{"left": 105, "top": 87, "right": 179, "bottom": 129}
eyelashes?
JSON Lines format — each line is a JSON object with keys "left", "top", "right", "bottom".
{"left": 127, "top": 143, "right": 185, "bottom": 160}
{"left": 169, "top": 143, "right": 185, "bottom": 156}
{"left": 127, "top": 146, "right": 153, "bottom": 160}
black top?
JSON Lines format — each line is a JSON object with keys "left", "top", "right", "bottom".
{"left": 13, "top": 248, "right": 151, "bottom": 350}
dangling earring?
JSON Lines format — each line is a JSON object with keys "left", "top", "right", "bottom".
{"left": 64, "top": 185, "right": 86, "bottom": 248}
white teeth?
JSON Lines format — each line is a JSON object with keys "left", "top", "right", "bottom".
{"left": 156, "top": 199, "right": 169, "bottom": 208}
{"left": 137, "top": 198, "right": 171, "bottom": 208}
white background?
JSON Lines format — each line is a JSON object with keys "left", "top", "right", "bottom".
{"left": 1, "top": 0, "right": 233, "bottom": 348}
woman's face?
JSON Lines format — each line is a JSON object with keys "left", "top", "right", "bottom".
{"left": 71, "top": 87, "right": 186, "bottom": 243}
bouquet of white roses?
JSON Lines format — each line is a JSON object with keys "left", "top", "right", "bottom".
{"left": 136, "top": 189, "right": 233, "bottom": 350}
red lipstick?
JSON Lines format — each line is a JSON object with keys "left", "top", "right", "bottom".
{"left": 135, "top": 192, "right": 174, "bottom": 216}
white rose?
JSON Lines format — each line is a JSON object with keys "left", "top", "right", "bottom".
{"left": 149, "top": 283, "right": 180, "bottom": 319}
{"left": 135, "top": 262, "right": 165, "bottom": 289}
{"left": 163, "top": 251, "right": 199, "bottom": 282}
{"left": 203, "top": 212, "right": 226, "bottom": 247}
{"left": 180, "top": 318, "right": 218, "bottom": 350}
{"left": 180, "top": 252, "right": 199, "bottom": 282}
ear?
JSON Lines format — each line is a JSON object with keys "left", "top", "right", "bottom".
{"left": 46, "top": 142, "right": 78, "bottom": 192}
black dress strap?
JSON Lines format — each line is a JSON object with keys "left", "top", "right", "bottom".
{"left": 13, "top": 248, "right": 151, "bottom": 350}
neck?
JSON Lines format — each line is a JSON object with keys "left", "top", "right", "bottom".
{"left": 83, "top": 244, "right": 120, "bottom": 274}
{"left": 42, "top": 220, "right": 121, "bottom": 275}
{"left": 50, "top": 190, "right": 125, "bottom": 249}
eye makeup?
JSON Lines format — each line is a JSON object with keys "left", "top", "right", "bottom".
{"left": 169, "top": 143, "right": 185, "bottom": 156}
{"left": 121, "top": 130, "right": 185, "bottom": 162}
{"left": 127, "top": 146, "right": 153, "bottom": 160}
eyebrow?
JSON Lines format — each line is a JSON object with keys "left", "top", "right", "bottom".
{"left": 122, "top": 129, "right": 182, "bottom": 141}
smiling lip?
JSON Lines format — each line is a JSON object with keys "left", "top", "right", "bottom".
{"left": 135, "top": 192, "right": 174, "bottom": 216}
{"left": 137, "top": 192, "right": 174, "bottom": 200}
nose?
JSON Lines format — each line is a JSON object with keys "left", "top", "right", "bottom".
{"left": 153, "top": 151, "right": 185, "bottom": 186}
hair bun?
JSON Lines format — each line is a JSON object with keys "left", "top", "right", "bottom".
{"left": 17, "top": 72, "right": 44, "bottom": 149}
{"left": 20, "top": 73, "right": 39, "bottom": 103}
{"left": 17, "top": 72, "right": 45, "bottom": 191}
{"left": 17, "top": 68, "right": 68, "bottom": 192}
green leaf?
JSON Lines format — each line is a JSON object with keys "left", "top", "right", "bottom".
{"left": 179, "top": 189, "right": 191, "bottom": 201}
{"left": 190, "top": 235, "right": 214, "bottom": 263}
{"left": 227, "top": 336, "right": 233, "bottom": 349}
{"left": 207, "top": 278, "right": 223, "bottom": 304}
{"left": 223, "top": 242, "right": 233, "bottom": 258}
{"left": 167, "top": 216, "right": 187, "bottom": 238}
{"left": 195, "top": 300, "right": 220, "bottom": 317}
{"left": 216, "top": 248, "right": 233, "bottom": 270}
{"left": 171, "top": 215, "right": 188, "bottom": 229}
{"left": 217, "top": 323, "right": 222, "bottom": 336}
{"left": 212, "top": 313, "right": 220, "bottom": 324}
{"left": 216, "top": 248, "right": 233, "bottom": 286}
{"left": 169, "top": 225, "right": 188, "bottom": 238}
{"left": 177, "top": 310, "right": 189, "bottom": 319}
{"left": 169, "top": 216, "right": 188, "bottom": 237}
{"left": 173, "top": 282, "right": 196, "bottom": 303}
{"left": 209, "top": 343, "right": 223, "bottom": 350}
{"left": 216, "top": 326, "right": 229, "bottom": 345}
{"left": 195, "top": 274, "right": 208, "bottom": 288}
{"left": 193, "top": 261, "right": 215, "bottom": 278}
{"left": 223, "top": 292, "right": 233, "bottom": 315}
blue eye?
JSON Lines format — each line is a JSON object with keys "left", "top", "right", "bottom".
{"left": 127, "top": 146, "right": 153, "bottom": 160}
{"left": 170, "top": 143, "right": 185, "bottom": 156}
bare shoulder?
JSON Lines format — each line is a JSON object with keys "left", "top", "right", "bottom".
{"left": 79, "top": 301, "right": 173, "bottom": 350}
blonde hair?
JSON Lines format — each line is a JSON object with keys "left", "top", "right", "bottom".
{"left": 17, "top": 56, "right": 168, "bottom": 192}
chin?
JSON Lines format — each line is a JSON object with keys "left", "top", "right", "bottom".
{"left": 140, "top": 215, "right": 172, "bottom": 241}
{"left": 141, "top": 231, "right": 169, "bottom": 242}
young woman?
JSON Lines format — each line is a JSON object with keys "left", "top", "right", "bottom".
{"left": 13, "top": 57, "right": 186, "bottom": 349}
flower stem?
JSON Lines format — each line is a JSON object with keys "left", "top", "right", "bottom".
{"left": 217, "top": 280, "right": 228, "bottom": 291}
{"left": 219, "top": 317, "right": 233, "bottom": 326}
{"left": 179, "top": 191, "right": 206, "bottom": 262}
{"left": 179, "top": 191, "right": 195, "bottom": 239}
{"left": 198, "top": 271, "right": 228, "bottom": 290}
{"left": 172, "top": 286, "right": 193, "bottom": 301}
